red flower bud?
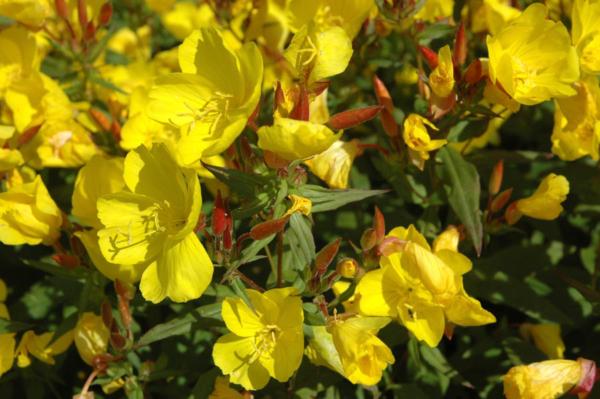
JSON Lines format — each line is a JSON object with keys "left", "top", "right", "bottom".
{"left": 249, "top": 216, "right": 289, "bottom": 240}
{"left": 328, "top": 105, "right": 383, "bottom": 130}
{"left": 290, "top": 86, "right": 310, "bottom": 121}
{"left": 504, "top": 202, "right": 522, "bottom": 225}
{"left": 89, "top": 108, "right": 111, "bottom": 131}
{"left": 373, "top": 75, "right": 394, "bottom": 113}
{"left": 77, "top": 0, "right": 88, "bottom": 30}
{"left": 52, "top": 253, "right": 81, "bottom": 269}
{"left": 212, "top": 191, "right": 227, "bottom": 236}
{"left": 373, "top": 206, "right": 385, "bottom": 242}
{"left": 419, "top": 46, "right": 439, "bottom": 69}
{"left": 101, "top": 300, "right": 113, "bottom": 329}
{"left": 98, "top": 2, "right": 112, "bottom": 26}
{"left": 453, "top": 22, "right": 467, "bottom": 66}
{"left": 314, "top": 238, "right": 341, "bottom": 277}
{"left": 490, "top": 188, "right": 513, "bottom": 213}
{"left": 488, "top": 159, "right": 504, "bottom": 196}
{"left": 54, "top": 0, "right": 68, "bottom": 19}
{"left": 84, "top": 21, "right": 95, "bottom": 42}
{"left": 464, "top": 59, "right": 483, "bottom": 85}
{"left": 360, "top": 228, "right": 378, "bottom": 251}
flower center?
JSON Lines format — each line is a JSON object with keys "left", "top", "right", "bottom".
{"left": 253, "top": 325, "right": 281, "bottom": 357}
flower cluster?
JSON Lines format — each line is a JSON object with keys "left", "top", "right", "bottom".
{"left": 0, "top": 0, "right": 598, "bottom": 398}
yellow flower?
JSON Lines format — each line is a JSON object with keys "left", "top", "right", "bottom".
{"left": 0, "top": 125, "right": 22, "bottom": 172}
{"left": 470, "top": 0, "right": 521, "bottom": 35}
{"left": 329, "top": 316, "right": 394, "bottom": 385}
{"left": 213, "top": 287, "right": 304, "bottom": 390}
{"left": 96, "top": 143, "right": 213, "bottom": 303}
{"left": 331, "top": 281, "right": 360, "bottom": 313}
{"left": 516, "top": 174, "right": 569, "bottom": 220}
{"left": 486, "top": 3, "right": 579, "bottom": 105}
{"left": 572, "top": 0, "right": 600, "bottom": 75}
{"left": 284, "top": 194, "right": 312, "bottom": 217}
{"left": 429, "top": 45, "right": 455, "bottom": 98}
{"left": 148, "top": 28, "right": 263, "bottom": 165}
{"left": 504, "top": 359, "right": 591, "bottom": 399}
{"left": 414, "top": 0, "right": 453, "bottom": 22}
{"left": 0, "top": 0, "right": 51, "bottom": 27}
{"left": 287, "top": 0, "right": 375, "bottom": 39}
{"left": 304, "top": 140, "right": 362, "bottom": 189}
{"left": 72, "top": 156, "right": 146, "bottom": 283}
{"left": 0, "top": 175, "right": 62, "bottom": 246}
{"left": 551, "top": 76, "right": 600, "bottom": 161}
{"left": 74, "top": 312, "right": 110, "bottom": 365}
{"left": 0, "top": 25, "right": 38, "bottom": 93}
{"left": 520, "top": 323, "right": 566, "bottom": 359}
{"left": 403, "top": 114, "right": 447, "bottom": 170}
{"left": 257, "top": 117, "right": 342, "bottom": 161}
{"left": 208, "top": 376, "right": 244, "bottom": 399}
{"left": 15, "top": 330, "right": 73, "bottom": 368}
{"left": 356, "top": 225, "right": 495, "bottom": 347}
{"left": 284, "top": 24, "right": 353, "bottom": 84}
{"left": 161, "top": 2, "right": 215, "bottom": 41}
{"left": 0, "top": 278, "right": 15, "bottom": 378}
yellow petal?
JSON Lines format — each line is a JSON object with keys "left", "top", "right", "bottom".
{"left": 139, "top": 232, "right": 213, "bottom": 303}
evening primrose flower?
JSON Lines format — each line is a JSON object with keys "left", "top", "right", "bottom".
{"left": 328, "top": 316, "right": 395, "bottom": 385}
{"left": 96, "top": 143, "right": 213, "bottom": 303}
{"left": 15, "top": 330, "right": 73, "bottom": 368}
{"left": 356, "top": 225, "right": 495, "bottom": 347}
{"left": 74, "top": 312, "right": 110, "bottom": 365}
{"left": 0, "top": 25, "right": 38, "bottom": 93}
{"left": 470, "top": 0, "right": 521, "bottom": 35}
{"left": 287, "top": 0, "right": 375, "bottom": 39}
{"left": 0, "top": 0, "right": 51, "bottom": 27}
{"left": 257, "top": 118, "right": 341, "bottom": 161}
{"left": 403, "top": 114, "right": 447, "bottom": 170}
{"left": 414, "top": 0, "right": 453, "bottom": 21}
{"left": 486, "top": 3, "right": 579, "bottom": 105}
{"left": 304, "top": 140, "right": 362, "bottom": 189}
{"left": 72, "top": 155, "right": 147, "bottom": 283}
{"left": 284, "top": 24, "right": 353, "bottom": 85}
{"left": 516, "top": 174, "right": 569, "bottom": 220}
{"left": 571, "top": 0, "right": 600, "bottom": 75}
{"left": 551, "top": 76, "right": 600, "bottom": 161}
{"left": 504, "top": 358, "right": 597, "bottom": 399}
{"left": 520, "top": 323, "right": 565, "bottom": 359}
{"left": 209, "top": 376, "right": 244, "bottom": 399}
{"left": 0, "top": 176, "right": 62, "bottom": 246}
{"left": 148, "top": 27, "right": 263, "bottom": 165}
{"left": 212, "top": 287, "right": 304, "bottom": 390}
{"left": 429, "top": 45, "right": 455, "bottom": 98}
{"left": 0, "top": 279, "right": 15, "bottom": 378}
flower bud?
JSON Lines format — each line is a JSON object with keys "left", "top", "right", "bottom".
{"left": 464, "top": 59, "right": 483, "bottom": 85}
{"left": 453, "top": 22, "right": 467, "bottom": 66}
{"left": 336, "top": 258, "right": 358, "bottom": 278}
{"left": 360, "top": 228, "right": 378, "bottom": 251}
{"left": 504, "top": 202, "right": 522, "bottom": 225}
{"left": 419, "top": 46, "right": 439, "bottom": 69}
{"left": 488, "top": 160, "right": 504, "bottom": 196}
{"left": 77, "top": 0, "right": 88, "bottom": 30}
{"left": 54, "top": 0, "right": 68, "bottom": 19}
{"left": 98, "top": 2, "right": 112, "bottom": 26}
{"left": 212, "top": 191, "right": 227, "bottom": 236}
{"left": 249, "top": 216, "right": 289, "bottom": 240}
{"left": 328, "top": 105, "right": 383, "bottom": 130}
{"left": 373, "top": 206, "right": 385, "bottom": 242}
{"left": 315, "top": 238, "right": 341, "bottom": 277}
{"left": 491, "top": 188, "right": 513, "bottom": 213}
{"left": 290, "top": 86, "right": 309, "bottom": 121}
{"left": 74, "top": 313, "right": 110, "bottom": 365}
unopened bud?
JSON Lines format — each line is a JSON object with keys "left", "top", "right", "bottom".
{"left": 74, "top": 313, "right": 110, "bottom": 365}
{"left": 77, "top": 0, "right": 88, "bottom": 30}
{"left": 491, "top": 188, "right": 513, "bottom": 213}
{"left": 373, "top": 75, "right": 394, "bottom": 113}
{"left": 329, "top": 105, "right": 383, "bottom": 130}
{"left": 488, "top": 159, "right": 504, "bottom": 195}
{"left": 249, "top": 216, "right": 289, "bottom": 240}
{"left": 315, "top": 238, "right": 341, "bottom": 276}
{"left": 419, "top": 46, "right": 439, "bottom": 69}
{"left": 101, "top": 300, "right": 113, "bottom": 328}
{"left": 212, "top": 190, "right": 227, "bottom": 236}
{"left": 54, "top": 0, "right": 68, "bottom": 19}
{"left": 504, "top": 202, "right": 522, "bottom": 225}
{"left": 373, "top": 206, "right": 385, "bottom": 242}
{"left": 52, "top": 253, "right": 80, "bottom": 269}
{"left": 464, "top": 59, "right": 483, "bottom": 85}
{"left": 360, "top": 228, "right": 378, "bottom": 251}
{"left": 336, "top": 258, "right": 358, "bottom": 278}
{"left": 453, "top": 22, "right": 467, "bottom": 66}
{"left": 289, "top": 86, "right": 309, "bottom": 121}
{"left": 84, "top": 21, "right": 95, "bottom": 42}
{"left": 99, "top": 2, "right": 112, "bottom": 26}
{"left": 89, "top": 108, "right": 111, "bottom": 131}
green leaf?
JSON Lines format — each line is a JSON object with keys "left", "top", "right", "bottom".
{"left": 189, "top": 368, "right": 219, "bottom": 399}
{"left": 446, "top": 119, "right": 490, "bottom": 142}
{"left": 288, "top": 213, "right": 315, "bottom": 265}
{"left": 136, "top": 303, "right": 222, "bottom": 347}
{"left": 21, "top": 259, "right": 87, "bottom": 280}
{"left": 297, "top": 185, "right": 388, "bottom": 213}
{"left": 0, "top": 318, "right": 33, "bottom": 334}
{"left": 437, "top": 147, "right": 483, "bottom": 255}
